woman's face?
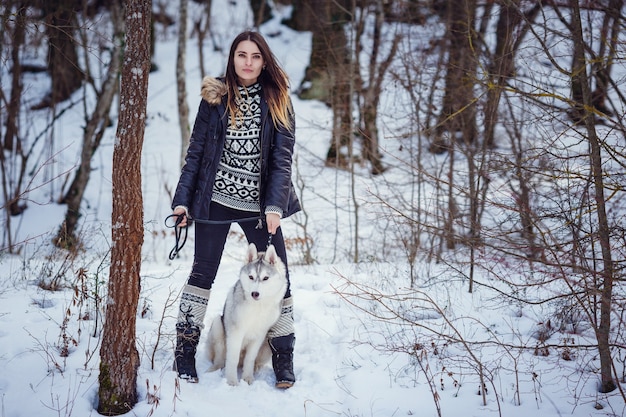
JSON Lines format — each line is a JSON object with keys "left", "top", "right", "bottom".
{"left": 233, "top": 40, "right": 265, "bottom": 86}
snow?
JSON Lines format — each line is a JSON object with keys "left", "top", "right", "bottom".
{"left": 1, "top": 1, "right": 625, "bottom": 417}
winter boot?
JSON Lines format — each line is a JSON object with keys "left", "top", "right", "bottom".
{"left": 173, "top": 284, "right": 210, "bottom": 382}
{"left": 268, "top": 297, "right": 295, "bottom": 388}
{"left": 269, "top": 334, "right": 295, "bottom": 388}
{"left": 174, "top": 322, "right": 201, "bottom": 382}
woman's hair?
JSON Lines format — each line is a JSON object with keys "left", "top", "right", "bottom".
{"left": 224, "top": 31, "right": 293, "bottom": 131}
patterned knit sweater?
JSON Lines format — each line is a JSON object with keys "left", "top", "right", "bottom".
{"left": 211, "top": 83, "right": 262, "bottom": 212}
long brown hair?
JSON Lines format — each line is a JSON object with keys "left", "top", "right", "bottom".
{"left": 224, "top": 31, "right": 293, "bottom": 131}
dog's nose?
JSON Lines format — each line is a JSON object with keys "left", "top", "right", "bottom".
{"left": 251, "top": 291, "right": 260, "bottom": 299}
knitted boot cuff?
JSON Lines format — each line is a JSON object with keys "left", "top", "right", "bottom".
{"left": 177, "top": 284, "right": 211, "bottom": 328}
{"left": 268, "top": 296, "right": 295, "bottom": 339}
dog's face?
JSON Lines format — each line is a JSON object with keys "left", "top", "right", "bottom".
{"left": 239, "top": 243, "right": 287, "bottom": 301}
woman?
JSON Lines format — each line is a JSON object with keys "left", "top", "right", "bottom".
{"left": 171, "top": 31, "right": 300, "bottom": 388}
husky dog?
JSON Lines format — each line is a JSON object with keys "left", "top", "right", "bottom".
{"left": 206, "top": 243, "right": 287, "bottom": 385}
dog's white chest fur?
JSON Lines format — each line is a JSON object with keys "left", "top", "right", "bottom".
{"left": 223, "top": 279, "right": 282, "bottom": 340}
{"left": 206, "top": 243, "right": 287, "bottom": 385}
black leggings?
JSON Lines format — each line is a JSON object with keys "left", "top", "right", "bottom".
{"left": 187, "top": 202, "right": 291, "bottom": 298}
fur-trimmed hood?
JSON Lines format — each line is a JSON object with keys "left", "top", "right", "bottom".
{"left": 201, "top": 76, "right": 227, "bottom": 105}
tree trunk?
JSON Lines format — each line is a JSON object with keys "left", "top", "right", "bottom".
{"left": 356, "top": 0, "right": 399, "bottom": 175}
{"left": 483, "top": 0, "right": 522, "bottom": 148}
{"left": 53, "top": 4, "right": 124, "bottom": 250}
{"left": 568, "top": 11, "right": 586, "bottom": 122}
{"left": 97, "top": 0, "right": 151, "bottom": 414}
{"left": 445, "top": 145, "right": 456, "bottom": 250}
{"left": 289, "top": 0, "right": 352, "bottom": 167}
{"left": 2, "top": 1, "right": 29, "bottom": 222}
{"left": 570, "top": 0, "right": 616, "bottom": 394}
{"left": 299, "top": 0, "right": 352, "bottom": 168}
{"left": 430, "top": 0, "right": 477, "bottom": 153}
{"left": 311, "top": 1, "right": 353, "bottom": 168}
{"left": 177, "top": 0, "right": 190, "bottom": 167}
{"left": 591, "top": 0, "right": 623, "bottom": 115}
{"left": 35, "top": 0, "right": 84, "bottom": 109}
{"left": 283, "top": 0, "right": 318, "bottom": 31}
{"left": 325, "top": 21, "right": 352, "bottom": 170}
{"left": 192, "top": 0, "right": 213, "bottom": 79}
{"left": 3, "top": 1, "right": 26, "bottom": 152}
{"left": 249, "top": 0, "right": 272, "bottom": 27}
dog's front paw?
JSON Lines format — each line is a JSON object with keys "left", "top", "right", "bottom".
{"left": 225, "top": 370, "right": 239, "bottom": 386}
{"left": 242, "top": 373, "right": 254, "bottom": 385}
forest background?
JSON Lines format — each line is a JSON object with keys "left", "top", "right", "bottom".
{"left": 1, "top": 0, "right": 626, "bottom": 416}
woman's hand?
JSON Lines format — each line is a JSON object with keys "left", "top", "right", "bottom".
{"left": 266, "top": 212, "right": 281, "bottom": 235}
{"left": 173, "top": 207, "right": 188, "bottom": 227}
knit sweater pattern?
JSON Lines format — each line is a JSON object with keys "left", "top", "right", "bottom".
{"left": 212, "top": 83, "right": 262, "bottom": 212}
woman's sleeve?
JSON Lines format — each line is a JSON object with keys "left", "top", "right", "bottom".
{"left": 264, "top": 106, "right": 296, "bottom": 215}
{"left": 171, "top": 100, "right": 211, "bottom": 211}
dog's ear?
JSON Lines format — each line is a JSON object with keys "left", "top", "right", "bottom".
{"left": 247, "top": 243, "right": 258, "bottom": 263}
{"left": 265, "top": 244, "right": 279, "bottom": 265}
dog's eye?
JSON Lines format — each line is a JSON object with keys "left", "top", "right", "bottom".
{"left": 249, "top": 275, "right": 254, "bottom": 280}
{"left": 262, "top": 276, "right": 269, "bottom": 281}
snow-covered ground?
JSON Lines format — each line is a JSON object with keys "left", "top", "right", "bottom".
{"left": 1, "top": 1, "right": 624, "bottom": 417}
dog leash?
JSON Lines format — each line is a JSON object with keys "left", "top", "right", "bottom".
{"left": 165, "top": 214, "right": 270, "bottom": 260}
{"left": 266, "top": 232, "right": 273, "bottom": 249}
{"left": 165, "top": 214, "right": 189, "bottom": 260}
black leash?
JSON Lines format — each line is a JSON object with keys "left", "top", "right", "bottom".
{"left": 165, "top": 214, "right": 189, "bottom": 260}
{"left": 165, "top": 214, "right": 268, "bottom": 260}
{"left": 266, "top": 232, "right": 273, "bottom": 249}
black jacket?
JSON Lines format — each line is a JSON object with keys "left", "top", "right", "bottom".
{"left": 172, "top": 77, "right": 301, "bottom": 221}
